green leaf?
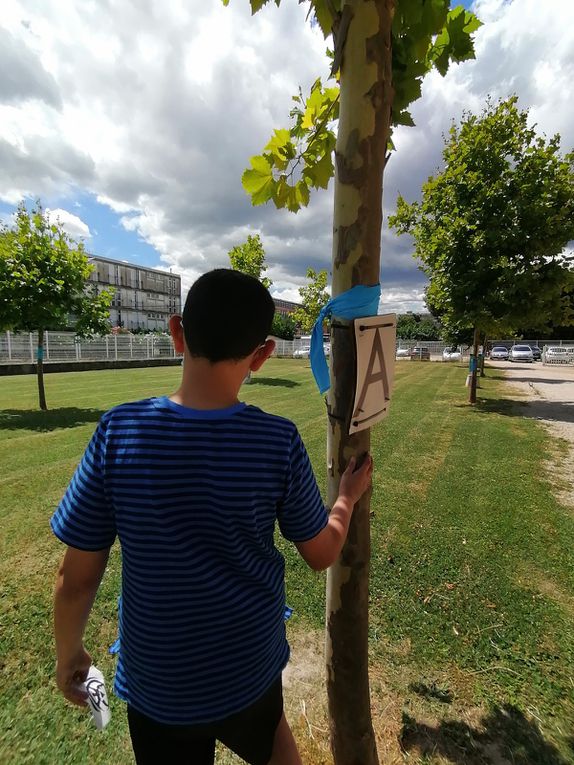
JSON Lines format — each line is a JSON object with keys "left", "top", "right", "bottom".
{"left": 273, "top": 177, "right": 290, "bottom": 209}
{"left": 304, "top": 151, "right": 334, "bottom": 189}
{"left": 249, "top": 0, "right": 280, "bottom": 13}
{"left": 265, "top": 129, "right": 294, "bottom": 169}
{"left": 242, "top": 155, "right": 275, "bottom": 205}
{"left": 296, "top": 180, "right": 310, "bottom": 208}
{"left": 311, "top": 0, "right": 337, "bottom": 38}
{"left": 301, "top": 83, "right": 326, "bottom": 130}
{"left": 394, "top": 110, "right": 415, "bottom": 127}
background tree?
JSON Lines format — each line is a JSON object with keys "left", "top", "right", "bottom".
{"left": 270, "top": 312, "right": 297, "bottom": 339}
{"left": 227, "top": 233, "right": 272, "bottom": 289}
{"left": 390, "top": 97, "right": 574, "bottom": 403}
{"left": 0, "top": 202, "right": 113, "bottom": 410}
{"left": 396, "top": 313, "right": 440, "bottom": 341}
{"left": 226, "top": 1, "right": 481, "bottom": 761}
{"left": 292, "top": 267, "right": 330, "bottom": 333}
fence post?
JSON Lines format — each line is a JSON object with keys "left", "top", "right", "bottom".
{"left": 75, "top": 338, "right": 80, "bottom": 361}
{"left": 6, "top": 331, "right": 11, "bottom": 361}
{"left": 114, "top": 335, "right": 118, "bottom": 361}
{"left": 105, "top": 336, "right": 109, "bottom": 359}
{"left": 29, "top": 333, "right": 34, "bottom": 362}
{"left": 45, "top": 331, "right": 50, "bottom": 360}
{"left": 130, "top": 334, "right": 133, "bottom": 359}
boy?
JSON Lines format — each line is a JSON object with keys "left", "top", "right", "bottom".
{"left": 52, "top": 269, "right": 373, "bottom": 765}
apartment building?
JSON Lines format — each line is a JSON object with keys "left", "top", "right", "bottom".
{"left": 273, "top": 297, "right": 300, "bottom": 316}
{"left": 87, "top": 256, "right": 181, "bottom": 331}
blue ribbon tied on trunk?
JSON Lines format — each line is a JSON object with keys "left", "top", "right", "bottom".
{"left": 310, "top": 284, "right": 381, "bottom": 394}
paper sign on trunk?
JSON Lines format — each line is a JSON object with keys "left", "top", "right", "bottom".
{"left": 349, "top": 314, "right": 396, "bottom": 435}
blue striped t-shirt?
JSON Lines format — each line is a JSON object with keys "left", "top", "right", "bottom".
{"left": 51, "top": 396, "right": 328, "bottom": 724}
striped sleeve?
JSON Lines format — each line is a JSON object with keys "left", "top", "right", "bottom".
{"left": 277, "top": 429, "right": 328, "bottom": 543}
{"left": 50, "top": 418, "right": 116, "bottom": 551}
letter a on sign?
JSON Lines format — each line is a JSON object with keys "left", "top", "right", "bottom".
{"left": 349, "top": 314, "right": 396, "bottom": 435}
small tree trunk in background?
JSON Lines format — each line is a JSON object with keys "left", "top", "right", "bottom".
{"left": 326, "top": 1, "right": 394, "bottom": 763}
{"left": 479, "top": 332, "right": 487, "bottom": 376}
{"left": 469, "top": 326, "right": 479, "bottom": 404}
{"left": 37, "top": 327, "right": 47, "bottom": 411}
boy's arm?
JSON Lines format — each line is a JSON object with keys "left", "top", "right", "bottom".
{"left": 295, "top": 455, "right": 373, "bottom": 571}
{"left": 54, "top": 546, "right": 110, "bottom": 706}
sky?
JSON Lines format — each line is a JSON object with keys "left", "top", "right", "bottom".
{"left": 1, "top": 0, "right": 573, "bottom": 312}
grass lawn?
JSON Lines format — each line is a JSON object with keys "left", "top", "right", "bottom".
{"left": 1, "top": 360, "right": 573, "bottom": 764}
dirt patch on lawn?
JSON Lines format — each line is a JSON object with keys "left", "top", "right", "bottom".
{"left": 280, "top": 627, "right": 566, "bottom": 764}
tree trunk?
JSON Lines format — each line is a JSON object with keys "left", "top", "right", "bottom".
{"left": 469, "top": 326, "right": 479, "bottom": 404}
{"left": 479, "top": 332, "right": 487, "bottom": 376}
{"left": 37, "top": 327, "right": 47, "bottom": 411}
{"left": 326, "top": 2, "right": 394, "bottom": 763}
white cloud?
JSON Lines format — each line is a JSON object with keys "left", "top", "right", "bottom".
{"left": 0, "top": 0, "right": 572, "bottom": 309}
{"left": 380, "top": 288, "right": 427, "bottom": 316}
{"left": 46, "top": 207, "right": 91, "bottom": 239}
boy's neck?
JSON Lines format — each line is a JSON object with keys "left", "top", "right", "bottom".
{"left": 169, "top": 354, "right": 248, "bottom": 411}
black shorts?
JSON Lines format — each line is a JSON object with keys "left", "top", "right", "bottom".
{"left": 127, "top": 676, "right": 283, "bottom": 765}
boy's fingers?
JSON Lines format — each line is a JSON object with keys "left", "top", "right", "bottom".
{"left": 358, "top": 454, "right": 372, "bottom": 472}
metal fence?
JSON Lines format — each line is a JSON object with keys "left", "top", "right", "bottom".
{"left": 0, "top": 331, "right": 178, "bottom": 363}
{"left": 2, "top": 331, "right": 572, "bottom": 365}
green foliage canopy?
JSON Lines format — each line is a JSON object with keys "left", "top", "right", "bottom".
{"left": 0, "top": 201, "right": 113, "bottom": 337}
{"left": 292, "top": 267, "right": 330, "bottom": 332}
{"left": 271, "top": 312, "right": 297, "bottom": 340}
{"left": 228, "top": 0, "right": 481, "bottom": 212}
{"left": 389, "top": 97, "right": 574, "bottom": 338}
{"left": 227, "top": 233, "right": 272, "bottom": 289}
{"left": 396, "top": 313, "right": 440, "bottom": 340}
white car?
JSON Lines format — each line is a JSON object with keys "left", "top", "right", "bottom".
{"left": 293, "top": 341, "right": 329, "bottom": 359}
{"left": 490, "top": 346, "right": 509, "bottom": 361}
{"left": 395, "top": 347, "right": 411, "bottom": 359}
{"left": 510, "top": 344, "right": 534, "bottom": 363}
{"left": 442, "top": 347, "right": 462, "bottom": 361}
{"left": 545, "top": 346, "right": 574, "bottom": 363}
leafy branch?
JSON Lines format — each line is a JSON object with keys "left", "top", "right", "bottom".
{"left": 226, "top": 0, "right": 481, "bottom": 211}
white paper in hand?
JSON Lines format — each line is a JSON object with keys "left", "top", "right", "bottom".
{"left": 81, "top": 665, "right": 111, "bottom": 730}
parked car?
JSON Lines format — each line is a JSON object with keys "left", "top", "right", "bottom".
{"left": 410, "top": 347, "right": 431, "bottom": 360}
{"left": 442, "top": 347, "right": 462, "bottom": 361}
{"left": 529, "top": 345, "right": 542, "bottom": 360}
{"left": 396, "top": 347, "right": 411, "bottom": 359}
{"left": 490, "top": 346, "right": 509, "bottom": 360}
{"left": 545, "top": 346, "right": 574, "bottom": 363}
{"left": 509, "top": 344, "right": 534, "bottom": 363}
{"left": 293, "top": 341, "right": 330, "bottom": 359}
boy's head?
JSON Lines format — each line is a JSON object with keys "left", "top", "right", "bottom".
{"left": 181, "top": 269, "right": 275, "bottom": 362}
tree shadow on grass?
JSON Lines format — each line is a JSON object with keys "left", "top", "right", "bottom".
{"left": 250, "top": 377, "right": 300, "bottom": 388}
{"left": 0, "top": 407, "right": 106, "bottom": 432}
{"left": 400, "top": 705, "right": 569, "bottom": 765}
{"left": 471, "top": 398, "right": 574, "bottom": 425}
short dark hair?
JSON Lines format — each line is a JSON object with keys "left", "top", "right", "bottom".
{"left": 182, "top": 269, "right": 275, "bottom": 362}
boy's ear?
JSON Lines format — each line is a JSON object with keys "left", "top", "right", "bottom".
{"left": 169, "top": 315, "right": 185, "bottom": 354}
{"left": 250, "top": 339, "right": 275, "bottom": 371}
